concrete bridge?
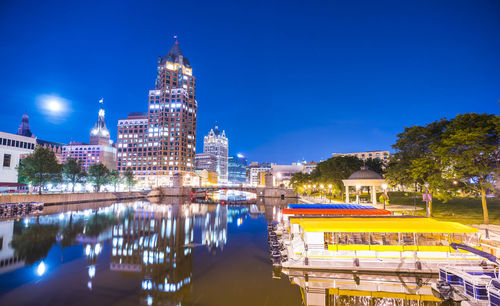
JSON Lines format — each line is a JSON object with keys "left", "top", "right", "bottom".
{"left": 192, "top": 186, "right": 258, "bottom": 194}
{"left": 158, "top": 185, "right": 297, "bottom": 199}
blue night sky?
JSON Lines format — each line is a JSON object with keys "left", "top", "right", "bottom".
{"left": 1, "top": 0, "right": 499, "bottom": 164}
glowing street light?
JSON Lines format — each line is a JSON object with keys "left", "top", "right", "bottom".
{"left": 36, "top": 261, "right": 46, "bottom": 276}
{"left": 355, "top": 184, "right": 361, "bottom": 204}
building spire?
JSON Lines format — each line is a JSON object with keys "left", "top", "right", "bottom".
{"left": 174, "top": 34, "right": 178, "bottom": 44}
{"left": 90, "top": 98, "right": 110, "bottom": 145}
{"left": 17, "top": 112, "right": 33, "bottom": 137}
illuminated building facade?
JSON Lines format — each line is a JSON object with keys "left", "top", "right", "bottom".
{"left": 116, "top": 41, "right": 198, "bottom": 186}
{"left": 116, "top": 112, "right": 149, "bottom": 180}
{"left": 62, "top": 99, "right": 116, "bottom": 171}
{"left": 146, "top": 41, "right": 197, "bottom": 186}
{"left": 228, "top": 154, "right": 247, "bottom": 184}
{"left": 195, "top": 153, "right": 217, "bottom": 172}
{"left": 203, "top": 126, "right": 228, "bottom": 184}
{"left": 0, "top": 131, "right": 36, "bottom": 184}
{"left": 246, "top": 162, "right": 271, "bottom": 186}
{"left": 62, "top": 142, "right": 117, "bottom": 171}
{"left": 332, "top": 150, "right": 390, "bottom": 163}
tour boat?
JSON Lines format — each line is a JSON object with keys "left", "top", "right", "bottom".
{"left": 283, "top": 216, "right": 483, "bottom": 272}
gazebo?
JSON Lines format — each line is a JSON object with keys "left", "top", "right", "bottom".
{"left": 342, "top": 167, "right": 387, "bottom": 204}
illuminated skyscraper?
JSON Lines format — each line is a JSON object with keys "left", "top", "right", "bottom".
{"left": 228, "top": 154, "right": 247, "bottom": 184}
{"left": 145, "top": 40, "right": 197, "bottom": 185}
{"left": 63, "top": 99, "right": 116, "bottom": 171}
{"left": 203, "top": 126, "right": 228, "bottom": 183}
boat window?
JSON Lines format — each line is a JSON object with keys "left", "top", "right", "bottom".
{"left": 401, "top": 233, "right": 415, "bottom": 245}
{"left": 416, "top": 233, "right": 449, "bottom": 246}
{"left": 334, "top": 233, "right": 370, "bottom": 245}
{"left": 337, "top": 233, "right": 349, "bottom": 245}
{"left": 450, "top": 233, "right": 477, "bottom": 246}
{"left": 325, "top": 233, "right": 336, "bottom": 245}
{"left": 349, "top": 233, "right": 369, "bottom": 245}
{"left": 371, "top": 233, "right": 399, "bottom": 245}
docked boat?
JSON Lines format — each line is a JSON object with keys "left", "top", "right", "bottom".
{"left": 283, "top": 203, "right": 392, "bottom": 217}
{"left": 284, "top": 216, "right": 483, "bottom": 272}
{"left": 432, "top": 244, "right": 499, "bottom": 305}
{"left": 0, "top": 202, "right": 44, "bottom": 219}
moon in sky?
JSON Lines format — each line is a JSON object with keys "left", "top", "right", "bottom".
{"left": 36, "top": 94, "right": 70, "bottom": 123}
{"left": 47, "top": 99, "right": 63, "bottom": 113}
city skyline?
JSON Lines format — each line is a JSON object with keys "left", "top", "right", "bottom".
{"left": 1, "top": 0, "right": 499, "bottom": 164}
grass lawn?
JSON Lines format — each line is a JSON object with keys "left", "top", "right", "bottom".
{"left": 388, "top": 191, "right": 500, "bottom": 226}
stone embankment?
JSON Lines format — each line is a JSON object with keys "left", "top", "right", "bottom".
{"left": 0, "top": 190, "right": 161, "bottom": 206}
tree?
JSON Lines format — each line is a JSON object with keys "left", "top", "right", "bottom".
{"left": 435, "top": 113, "right": 499, "bottom": 225}
{"left": 386, "top": 119, "right": 450, "bottom": 215}
{"left": 62, "top": 158, "right": 86, "bottom": 192}
{"left": 108, "top": 170, "right": 122, "bottom": 192}
{"left": 10, "top": 224, "right": 59, "bottom": 265}
{"left": 123, "top": 167, "right": 136, "bottom": 191}
{"left": 364, "top": 158, "right": 385, "bottom": 176}
{"left": 289, "top": 172, "right": 311, "bottom": 194}
{"left": 17, "top": 146, "right": 61, "bottom": 195}
{"left": 87, "top": 163, "right": 110, "bottom": 192}
{"left": 311, "top": 156, "right": 363, "bottom": 200}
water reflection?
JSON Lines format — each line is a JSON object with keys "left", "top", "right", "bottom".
{"left": 0, "top": 197, "right": 445, "bottom": 305}
{"left": 0, "top": 199, "right": 281, "bottom": 305}
{"left": 110, "top": 203, "right": 194, "bottom": 305}
{"left": 282, "top": 268, "right": 440, "bottom": 305}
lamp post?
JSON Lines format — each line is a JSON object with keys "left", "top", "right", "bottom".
{"left": 382, "top": 183, "right": 388, "bottom": 210}
{"left": 320, "top": 184, "right": 324, "bottom": 201}
{"left": 424, "top": 183, "right": 430, "bottom": 218}
{"left": 328, "top": 184, "right": 332, "bottom": 203}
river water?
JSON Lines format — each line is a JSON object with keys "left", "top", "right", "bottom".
{"left": 0, "top": 197, "right": 439, "bottom": 306}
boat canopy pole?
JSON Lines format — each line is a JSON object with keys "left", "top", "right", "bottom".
{"left": 450, "top": 243, "right": 498, "bottom": 264}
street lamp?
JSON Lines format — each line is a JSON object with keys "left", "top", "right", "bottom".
{"left": 424, "top": 183, "right": 430, "bottom": 217}
{"left": 382, "top": 183, "right": 388, "bottom": 210}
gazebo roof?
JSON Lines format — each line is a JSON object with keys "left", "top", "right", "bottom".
{"left": 347, "top": 166, "right": 383, "bottom": 180}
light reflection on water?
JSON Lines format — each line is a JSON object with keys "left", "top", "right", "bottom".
{"left": 0, "top": 197, "right": 439, "bottom": 305}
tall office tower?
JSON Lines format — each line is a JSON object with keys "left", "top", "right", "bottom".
{"left": 228, "top": 154, "right": 247, "bottom": 184}
{"left": 146, "top": 40, "right": 197, "bottom": 185}
{"left": 203, "top": 126, "right": 228, "bottom": 183}
{"left": 90, "top": 99, "right": 111, "bottom": 146}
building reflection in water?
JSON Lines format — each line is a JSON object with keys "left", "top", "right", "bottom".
{"left": 0, "top": 221, "right": 25, "bottom": 273}
{"left": 202, "top": 204, "right": 227, "bottom": 253}
{"left": 110, "top": 201, "right": 194, "bottom": 305}
{"left": 0, "top": 197, "right": 292, "bottom": 305}
{"left": 283, "top": 269, "right": 440, "bottom": 306}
